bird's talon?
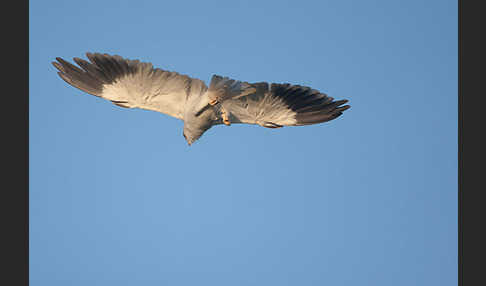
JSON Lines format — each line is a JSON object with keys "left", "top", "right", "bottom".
{"left": 221, "top": 108, "right": 231, "bottom": 126}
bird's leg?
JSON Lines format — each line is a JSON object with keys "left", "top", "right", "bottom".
{"left": 195, "top": 97, "right": 218, "bottom": 117}
{"left": 221, "top": 108, "right": 231, "bottom": 126}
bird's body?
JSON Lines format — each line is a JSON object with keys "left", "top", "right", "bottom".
{"left": 53, "top": 53, "right": 350, "bottom": 145}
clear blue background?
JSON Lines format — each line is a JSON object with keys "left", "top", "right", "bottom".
{"left": 30, "top": 0, "right": 457, "bottom": 285}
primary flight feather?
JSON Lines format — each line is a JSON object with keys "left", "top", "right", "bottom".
{"left": 52, "top": 53, "right": 350, "bottom": 145}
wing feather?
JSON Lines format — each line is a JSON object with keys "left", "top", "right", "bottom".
{"left": 52, "top": 53, "right": 208, "bottom": 120}
{"left": 221, "top": 82, "right": 350, "bottom": 127}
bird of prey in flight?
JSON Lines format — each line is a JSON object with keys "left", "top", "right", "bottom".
{"left": 53, "top": 53, "right": 350, "bottom": 145}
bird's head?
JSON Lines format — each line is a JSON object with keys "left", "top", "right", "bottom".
{"left": 182, "top": 131, "right": 195, "bottom": 146}
{"left": 182, "top": 124, "right": 212, "bottom": 146}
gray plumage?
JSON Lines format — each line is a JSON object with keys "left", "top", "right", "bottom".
{"left": 52, "top": 53, "right": 350, "bottom": 145}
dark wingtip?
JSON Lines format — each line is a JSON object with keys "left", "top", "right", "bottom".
{"left": 57, "top": 71, "right": 73, "bottom": 85}
{"left": 52, "top": 54, "right": 107, "bottom": 96}
{"left": 55, "top": 57, "right": 68, "bottom": 65}
{"left": 336, "top": 105, "right": 351, "bottom": 112}
{"left": 52, "top": 61, "right": 63, "bottom": 71}
{"left": 269, "top": 83, "right": 350, "bottom": 125}
{"left": 86, "top": 52, "right": 96, "bottom": 63}
{"left": 293, "top": 97, "right": 350, "bottom": 125}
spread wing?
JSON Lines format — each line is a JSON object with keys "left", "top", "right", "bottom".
{"left": 221, "top": 82, "right": 350, "bottom": 128}
{"left": 52, "top": 53, "right": 208, "bottom": 120}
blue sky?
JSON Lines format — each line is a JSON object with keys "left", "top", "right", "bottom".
{"left": 30, "top": 0, "right": 457, "bottom": 285}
